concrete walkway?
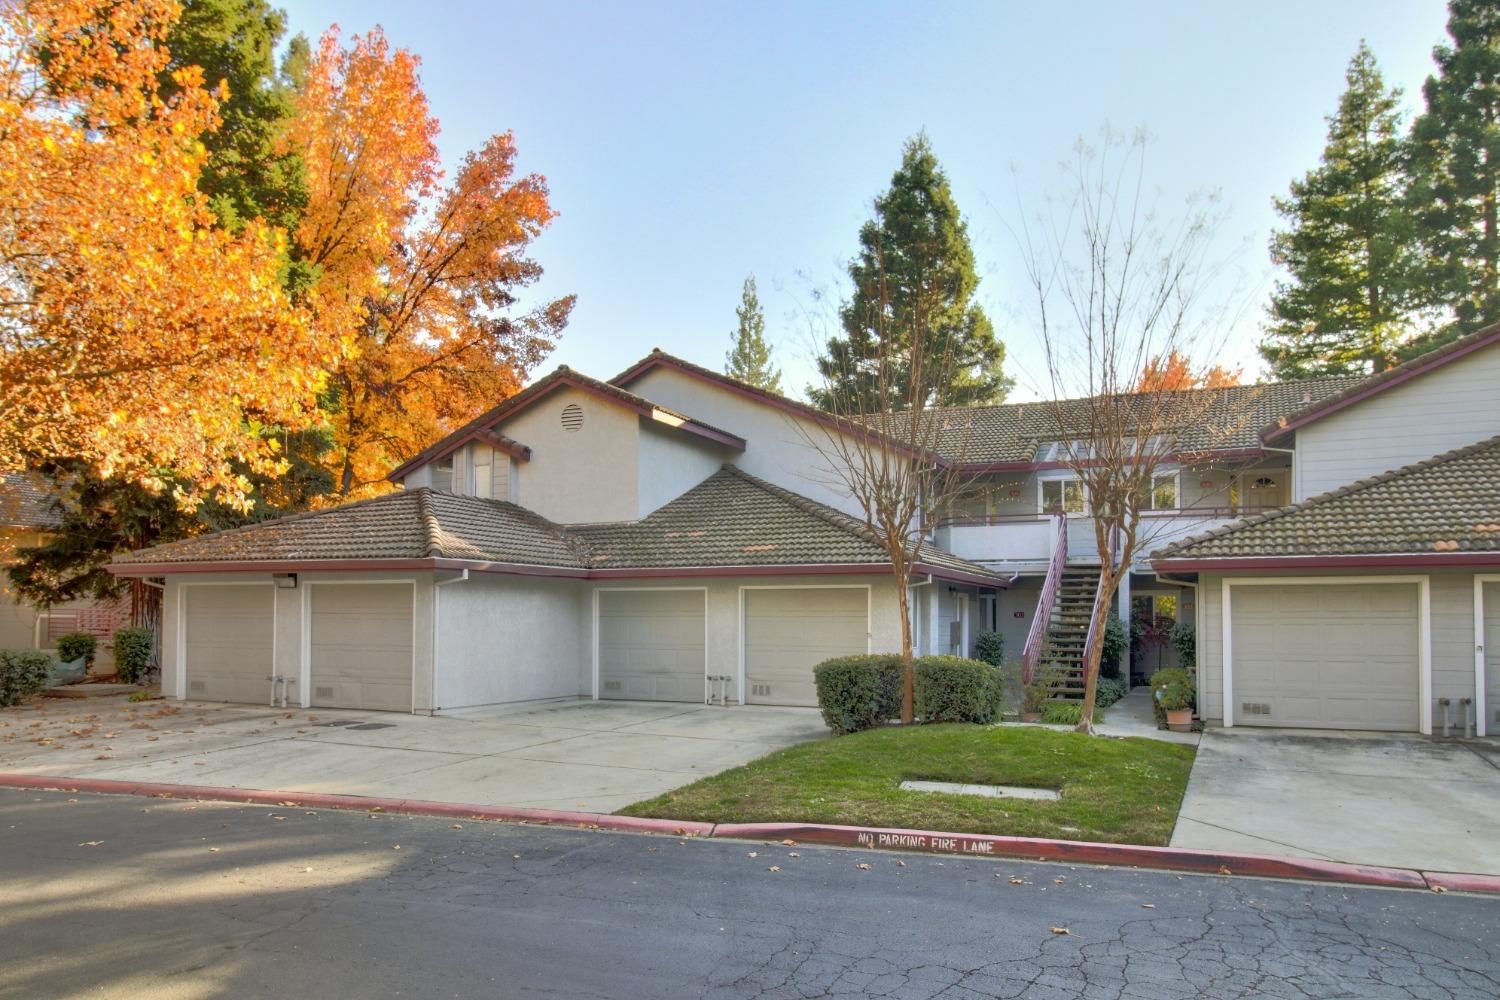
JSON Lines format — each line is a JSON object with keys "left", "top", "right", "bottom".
{"left": 0, "top": 697, "right": 827, "bottom": 813}
{"left": 1172, "top": 728, "right": 1500, "bottom": 873}
{"left": 1094, "top": 687, "right": 1199, "bottom": 745}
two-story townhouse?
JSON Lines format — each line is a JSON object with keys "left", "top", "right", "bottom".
{"left": 110, "top": 358, "right": 1008, "bottom": 714}
{"left": 1154, "top": 323, "right": 1500, "bottom": 737}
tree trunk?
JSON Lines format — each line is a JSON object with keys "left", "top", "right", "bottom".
{"left": 1073, "top": 565, "right": 1117, "bottom": 736}
{"left": 896, "top": 579, "right": 915, "bottom": 724}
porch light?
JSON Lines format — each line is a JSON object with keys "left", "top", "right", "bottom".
{"left": 273, "top": 573, "right": 298, "bottom": 589}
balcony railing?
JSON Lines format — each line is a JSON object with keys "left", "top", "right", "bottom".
{"left": 935, "top": 506, "right": 1279, "bottom": 567}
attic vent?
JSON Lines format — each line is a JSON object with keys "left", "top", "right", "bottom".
{"left": 561, "top": 403, "right": 584, "bottom": 432}
{"left": 1241, "top": 702, "right": 1272, "bottom": 717}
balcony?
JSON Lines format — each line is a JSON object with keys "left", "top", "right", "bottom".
{"left": 935, "top": 507, "right": 1273, "bottom": 571}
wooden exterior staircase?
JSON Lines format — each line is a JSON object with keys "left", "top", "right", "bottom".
{"left": 1036, "top": 568, "right": 1103, "bottom": 701}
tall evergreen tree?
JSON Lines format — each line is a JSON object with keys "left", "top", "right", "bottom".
{"left": 1260, "top": 42, "right": 1423, "bottom": 378}
{"left": 1409, "top": 0, "right": 1500, "bottom": 342}
{"left": 724, "top": 276, "right": 782, "bottom": 392}
{"left": 810, "top": 133, "right": 1010, "bottom": 411}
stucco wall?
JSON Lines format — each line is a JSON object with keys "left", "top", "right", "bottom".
{"left": 434, "top": 574, "right": 589, "bottom": 709}
{"left": 1292, "top": 341, "right": 1500, "bottom": 501}
{"left": 162, "top": 571, "right": 438, "bottom": 713}
{"left": 1196, "top": 568, "right": 1485, "bottom": 731}
{"left": 636, "top": 422, "right": 732, "bottom": 515}
{"left": 622, "top": 367, "right": 867, "bottom": 518}
{"left": 501, "top": 385, "right": 642, "bottom": 523}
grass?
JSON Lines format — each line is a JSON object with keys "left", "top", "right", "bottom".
{"left": 619, "top": 724, "right": 1195, "bottom": 846}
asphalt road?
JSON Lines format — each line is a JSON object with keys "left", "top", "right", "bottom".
{"left": 2, "top": 789, "right": 1497, "bottom": 1000}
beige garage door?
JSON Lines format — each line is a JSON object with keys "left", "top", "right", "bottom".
{"left": 1486, "top": 582, "right": 1499, "bottom": 735}
{"left": 184, "top": 585, "right": 274, "bottom": 704}
{"left": 745, "top": 588, "right": 868, "bottom": 707}
{"left": 310, "top": 584, "right": 414, "bottom": 712}
{"left": 597, "top": 590, "right": 705, "bottom": 702}
{"left": 1231, "top": 583, "right": 1419, "bottom": 731}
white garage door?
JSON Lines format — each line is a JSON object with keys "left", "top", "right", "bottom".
{"left": 597, "top": 590, "right": 705, "bottom": 702}
{"left": 310, "top": 584, "right": 414, "bottom": 712}
{"left": 1485, "top": 582, "right": 1499, "bottom": 735}
{"left": 184, "top": 585, "right": 274, "bottom": 704}
{"left": 745, "top": 588, "right": 868, "bottom": 707}
{"left": 1231, "top": 583, "right": 1419, "bottom": 731}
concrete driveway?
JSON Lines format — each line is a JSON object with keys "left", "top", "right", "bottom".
{"left": 1172, "top": 728, "right": 1500, "bottom": 874}
{"left": 0, "top": 697, "right": 827, "bottom": 812}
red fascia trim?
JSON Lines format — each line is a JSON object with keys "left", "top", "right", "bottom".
{"left": 614, "top": 355, "right": 948, "bottom": 468}
{"left": 108, "top": 557, "right": 1009, "bottom": 587}
{"left": 1151, "top": 552, "right": 1500, "bottom": 572}
{"left": 1261, "top": 326, "right": 1500, "bottom": 443}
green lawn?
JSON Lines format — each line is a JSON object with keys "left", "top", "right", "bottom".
{"left": 619, "top": 724, "right": 1195, "bottom": 846}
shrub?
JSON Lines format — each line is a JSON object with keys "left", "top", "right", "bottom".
{"left": 973, "top": 630, "right": 1005, "bottom": 667}
{"left": 112, "top": 627, "right": 155, "bottom": 684}
{"left": 1147, "top": 667, "right": 1195, "bottom": 726}
{"left": 55, "top": 631, "right": 97, "bottom": 668}
{"left": 1169, "top": 622, "right": 1196, "bottom": 667}
{"left": 1094, "top": 676, "right": 1128, "bottom": 710}
{"left": 913, "top": 655, "right": 1003, "bottom": 724}
{"left": 813, "top": 654, "right": 903, "bottom": 735}
{"left": 1099, "top": 616, "right": 1128, "bottom": 679}
{"left": 0, "top": 649, "right": 53, "bottom": 706}
{"left": 1040, "top": 700, "right": 1087, "bottom": 725}
{"left": 1157, "top": 680, "right": 1194, "bottom": 712}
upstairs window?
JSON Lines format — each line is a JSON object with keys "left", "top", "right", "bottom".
{"left": 432, "top": 455, "right": 454, "bottom": 492}
{"left": 1040, "top": 477, "right": 1086, "bottom": 514}
{"left": 1139, "top": 473, "right": 1179, "bottom": 511}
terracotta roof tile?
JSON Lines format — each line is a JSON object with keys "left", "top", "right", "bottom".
{"left": 1154, "top": 435, "right": 1500, "bottom": 560}
{"left": 0, "top": 473, "right": 63, "bottom": 530}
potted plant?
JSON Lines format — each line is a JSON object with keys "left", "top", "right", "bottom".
{"left": 1156, "top": 679, "right": 1194, "bottom": 732}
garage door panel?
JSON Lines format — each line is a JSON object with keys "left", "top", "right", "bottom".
{"left": 184, "top": 585, "right": 274, "bottom": 704}
{"left": 1232, "top": 583, "right": 1418, "bottom": 731}
{"left": 310, "top": 584, "right": 413, "bottom": 713}
{"left": 598, "top": 590, "right": 705, "bottom": 702}
{"left": 745, "top": 588, "right": 868, "bottom": 707}
{"left": 1486, "top": 583, "right": 1500, "bottom": 733}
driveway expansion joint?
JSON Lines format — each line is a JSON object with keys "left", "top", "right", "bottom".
{"left": 4, "top": 771, "right": 1494, "bottom": 897}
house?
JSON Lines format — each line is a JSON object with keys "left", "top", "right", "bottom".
{"left": 0, "top": 473, "right": 128, "bottom": 665}
{"left": 108, "top": 325, "right": 1500, "bottom": 736}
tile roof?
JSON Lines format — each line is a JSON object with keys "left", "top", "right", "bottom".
{"left": 928, "top": 377, "right": 1362, "bottom": 465}
{"left": 0, "top": 473, "right": 63, "bottom": 530}
{"left": 572, "top": 465, "right": 1002, "bottom": 580}
{"left": 113, "top": 466, "right": 1008, "bottom": 584}
{"left": 387, "top": 365, "right": 745, "bottom": 482}
{"left": 1153, "top": 435, "right": 1500, "bottom": 560}
{"left": 112, "top": 489, "right": 588, "bottom": 569}
{"left": 1262, "top": 321, "right": 1500, "bottom": 442}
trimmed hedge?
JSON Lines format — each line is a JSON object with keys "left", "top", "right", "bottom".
{"left": 1095, "top": 676, "right": 1128, "bottom": 710}
{"left": 112, "top": 627, "right": 154, "bottom": 684}
{"left": 55, "top": 631, "right": 97, "bottom": 668}
{"left": 0, "top": 649, "right": 53, "bottom": 707}
{"left": 812, "top": 654, "right": 903, "bottom": 735}
{"left": 913, "top": 655, "right": 1004, "bottom": 724}
{"left": 974, "top": 630, "right": 1005, "bottom": 667}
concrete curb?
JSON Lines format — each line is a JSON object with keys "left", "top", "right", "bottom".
{"left": 0, "top": 774, "right": 714, "bottom": 838}
{"left": 1, "top": 773, "right": 1490, "bottom": 895}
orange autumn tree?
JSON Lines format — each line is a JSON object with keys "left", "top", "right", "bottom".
{"left": 0, "top": 0, "right": 337, "bottom": 509}
{"left": 289, "top": 28, "right": 573, "bottom": 496}
{"left": 1134, "top": 349, "right": 1242, "bottom": 392}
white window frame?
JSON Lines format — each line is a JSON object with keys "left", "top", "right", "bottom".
{"left": 1142, "top": 470, "right": 1182, "bottom": 512}
{"left": 738, "top": 584, "right": 872, "bottom": 707}
{"left": 1220, "top": 576, "right": 1432, "bottom": 735}
{"left": 1473, "top": 575, "right": 1499, "bottom": 739}
{"left": 1037, "top": 473, "right": 1087, "bottom": 517}
{"left": 591, "top": 586, "right": 709, "bottom": 703}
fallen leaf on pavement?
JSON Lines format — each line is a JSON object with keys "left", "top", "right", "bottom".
{"left": 746, "top": 852, "right": 758, "bottom": 859}
{"left": 1141, "top": 903, "right": 1155, "bottom": 909}
{"left": 208, "top": 848, "right": 220, "bottom": 853}
{"left": 79, "top": 841, "right": 103, "bottom": 847}
{"left": 451, "top": 824, "right": 463, "bottom": 830}
{"left": 788, "top": 852, "right": 800, "bottom": 858}
{"left": 1050, "top": 927, "right": 1070, "bottom": 936}
{"left": 767, "top": 865, "right": 781, "bottom": 872}
{"left": 1218, "top": 865, "right": 1232, "bottom": 875}
{"left": 1008, "top": 877, "right": 1025, "bottom": 884}
{"left": 780, "top": 839, "right": 796, "bottom": 846}
{"left": 856, "top": 863, "right": 872, "bottom": 871}
{"left": 392, "top": 845, "right": 401, "bottom": 850}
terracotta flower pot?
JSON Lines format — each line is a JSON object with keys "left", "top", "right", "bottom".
{"left": 1165, "top": 707, "right": 1193, "bottom": 733}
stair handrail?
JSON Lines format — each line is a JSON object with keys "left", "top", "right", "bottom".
{"left": 1021, "top": 513, "right": 1068, "bottom": 685}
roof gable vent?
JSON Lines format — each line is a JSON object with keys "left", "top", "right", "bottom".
{"left": 561, "top": 403, "right": 584, "bottom": 433}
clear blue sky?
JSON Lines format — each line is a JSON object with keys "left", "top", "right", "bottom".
{"left": 283, "top": 0, "right": 1451, "bottom": 400}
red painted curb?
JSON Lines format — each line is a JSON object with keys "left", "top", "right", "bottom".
{"left": 1423, "top": 871, "right": 1500, "bottom": 894}
{"left": 710, "top": 821, "right": 1437, "bottom": 891}
{"left": 0, "top": 774, "right": 714, "bottom": 838}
